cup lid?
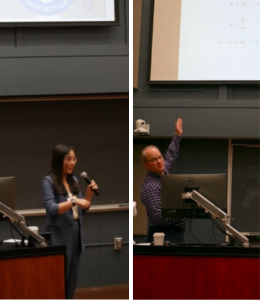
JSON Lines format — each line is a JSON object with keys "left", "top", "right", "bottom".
{"left": 153, "top": 232, "right": 165, "bottom": 236}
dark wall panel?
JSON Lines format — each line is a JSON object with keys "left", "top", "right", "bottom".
{"left": 0, "top": 29, "right": 16, "bottom": 46}
{"left": 0, "top": 56, "right": 128, "bottom": 96}
{"left": 0, "top": 0, "right": 129, "bottom": 96}
{"left": 231, "top": 145, "right": 260, "bottom": 232}
{"left": 13, "top": 25, "right": 126, "bottom": 47}
{"left": 133, "top": 107, "right": 260, "bottom": 138}
{"left": 0, "top": 99, "right": 129, "bottom": 209}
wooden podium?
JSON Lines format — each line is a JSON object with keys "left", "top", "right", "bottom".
{"left": 134, "top": 244, "right": 260, "bottom": 299}
{"left": 0, "top": 244, "right": 66, "bottom": 299}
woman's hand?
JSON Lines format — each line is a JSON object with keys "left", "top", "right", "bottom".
{"left": 88, "top": 180, "right": 98, "bottom": 194}
{"left": 76, "top": 198, "right": 91, "bottom": 210}
{"left": 86, "top": 180, "right": 98, "bottom": 200}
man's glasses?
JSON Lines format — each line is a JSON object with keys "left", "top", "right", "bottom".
{"left": 64, "top": 157, "right": 77, "bottom": 163}
{"left": 146, "top": 155, "right": 163, "bottom": 163}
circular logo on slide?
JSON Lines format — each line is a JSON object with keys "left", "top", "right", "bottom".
{"left": 19, "top": 0, "right": 75, "bottom": 16}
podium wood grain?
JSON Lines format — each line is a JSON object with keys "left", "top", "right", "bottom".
{"left": 133, "top": 245, "right": 260, "bottom": 299}
{"left": 0, "top": 254, "right": 65, "bottom": 299}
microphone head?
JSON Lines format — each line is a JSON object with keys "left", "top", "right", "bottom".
{"left": 80, "top": 172, "right": 88, "bottom": 178}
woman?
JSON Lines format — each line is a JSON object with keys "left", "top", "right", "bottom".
{"left": 41, "top": 143, "right": 98, "bottom": 299}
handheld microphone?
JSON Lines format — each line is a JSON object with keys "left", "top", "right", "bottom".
{"left": 80, "top": 172, "right": 99, "bottom": 196}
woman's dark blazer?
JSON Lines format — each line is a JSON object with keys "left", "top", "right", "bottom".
{"left": 41, "top": 175, "right": 85, "bottom": 256}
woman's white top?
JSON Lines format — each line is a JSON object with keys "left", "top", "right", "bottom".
{"left": 67, "top": 191, "right": 79, "bottom": 220}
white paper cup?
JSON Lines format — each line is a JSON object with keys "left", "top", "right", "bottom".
{"left": 153, "top": 232, "right": 165, "bottom": 246}
{"left": 28, "top": 226, "right": 39, "bottom": 234}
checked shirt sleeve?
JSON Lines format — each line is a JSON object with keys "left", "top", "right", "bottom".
{"left": 164, "top": 134, "right": 182, "bottom": 174}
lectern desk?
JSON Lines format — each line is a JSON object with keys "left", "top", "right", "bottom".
{"left": 134, "top": 244, "right": 260, "bottom": 299}
{"left": 0, "top": 244, "right": 66, "bottom": 299}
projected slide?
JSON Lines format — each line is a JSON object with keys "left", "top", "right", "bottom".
{"left": 0, "top": 0, "right": 116, "bottom": 23}
{"left": 150, "top": 0, "right": 260, "bottom": 82}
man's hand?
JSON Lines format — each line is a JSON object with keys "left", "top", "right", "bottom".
{"left": 175, "top": 118, "right": 183, "bottom": 136}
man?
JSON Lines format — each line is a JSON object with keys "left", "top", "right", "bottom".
{"left": 141, "top": 118, "right": 186, "bottom": 243}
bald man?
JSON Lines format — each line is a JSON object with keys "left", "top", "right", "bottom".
{"left": 141, "top": 118, "right": 186, "bottom": 243}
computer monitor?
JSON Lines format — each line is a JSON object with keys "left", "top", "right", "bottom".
{"left": 0, "top": 177, "right": 15, "bottom": 221}
{"left": 161, "top": 174, "right": 227, "bottom": 218}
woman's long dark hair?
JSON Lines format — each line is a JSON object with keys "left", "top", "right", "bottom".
{"left": 50, "top": 143, "right": 80, "bottom": 195}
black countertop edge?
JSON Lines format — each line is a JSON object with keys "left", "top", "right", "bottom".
{"left": 0, "top": 245, "right": 66, "bottom": 260}
{"left": 133, "top": 245, "right": 260, "bottom": 258}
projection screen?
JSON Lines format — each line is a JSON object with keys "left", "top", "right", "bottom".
{"left": 0, "top": 0, "right": 118, "bottom": 26}
{"left": 150, "top": 0, "right": 260, "bottom": 83}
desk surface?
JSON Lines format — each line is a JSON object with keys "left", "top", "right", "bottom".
{"left": 0, "top": 243, "right": 66, "bottom": 260}
{"left": 134, "top": 244, "right": 260, "bottom": 257}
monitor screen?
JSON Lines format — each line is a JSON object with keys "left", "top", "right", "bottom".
{"left": 161, "top": 174, "right": 227, "bottom": 218}
{"left": 0, "top": 177, "right": 15, "bottom": 221}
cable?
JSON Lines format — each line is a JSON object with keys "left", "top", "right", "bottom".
{"left": 211, "top": 216, "right": 220, "bottom": 246}
{"left": 186, "top": 217, "right": 192, "bottom": 246}
{"left": 186, "top": 207, "right": 203, "bottom": 246}
{"left": 8, "top": 218, "right": 27, "bottom": 248}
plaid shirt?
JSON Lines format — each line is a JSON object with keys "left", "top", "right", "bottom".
{"left": 141, "top": 135, "right": 186, "bottom": 229}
